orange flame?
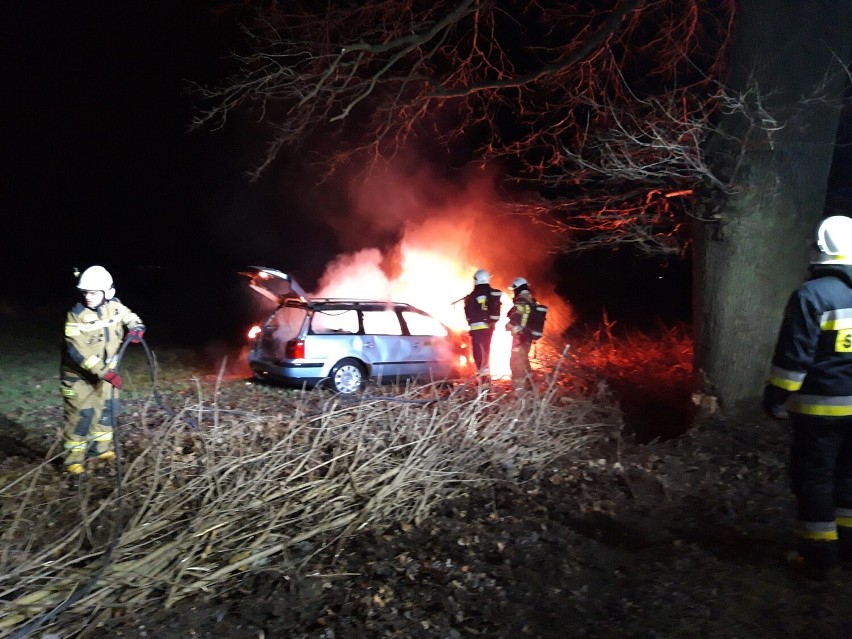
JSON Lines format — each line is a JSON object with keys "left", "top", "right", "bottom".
{"left": 311, "top": 220, "right": 555, "bottom": 379}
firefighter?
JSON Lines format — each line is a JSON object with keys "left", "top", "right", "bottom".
{"left": 506, "top": 277, "right": 534, "bottom": 391}
{"left": 464, "top": 268, "right": 502, "bottom": 381}
{"left": 763, "top": 215, "right": 852, "bottom": 577}
{"left": 61, "top": 266, "right": 145, "bottom": 474}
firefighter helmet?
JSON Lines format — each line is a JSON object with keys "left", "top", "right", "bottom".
{"left": 509, "top": 277, "right": 528, "bottom": 292}
{"left": 811, "top": 216, "right": 852, "bottom": 265}
{"left": 473, "top": 269, "right": 491, "bottom": 284}
{"left": 77, "top": 265, "right": 115, "bottom": 300}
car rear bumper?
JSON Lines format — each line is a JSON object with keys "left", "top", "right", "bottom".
{"left": 249, "top": 359, "right": 325, "bottom": 388}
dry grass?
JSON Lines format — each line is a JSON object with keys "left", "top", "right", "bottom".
{"left": 0, "top": 369, "right": 621, "bottom": 637}
{"left": 551, "top": 319, "right": 696, "bottom": 441}
{"left": 567, "top": 319, "right": 693, "bottom": 383}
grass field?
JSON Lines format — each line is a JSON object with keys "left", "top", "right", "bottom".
{"left": 0, "top": 301, "right": 697, "bottom": 451}
{"left": 0, "top": 304, "right": 255, "bottom": 461}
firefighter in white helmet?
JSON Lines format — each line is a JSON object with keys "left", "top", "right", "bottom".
{"left": 506, "top": 277, "right": 534, "bottom": 391}
{"left": 763, "top": 215, "right": 852, "bottom": 577}
{"left": 463, "top": 269, "right": 502, "bottom": 382}
{"left": 61, "top": 266, "right": 145, "bottom": 475}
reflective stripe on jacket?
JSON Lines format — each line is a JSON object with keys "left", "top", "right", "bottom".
{"left": 62, "top": 298, "right": 143, "bottom": 379}
{"left": 507, "top": 291, "right": 533, "bottom": 342}
{"left": 465, "top": 284, "right": 502, "bottom": 329}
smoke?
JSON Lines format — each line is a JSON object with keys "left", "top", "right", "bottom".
{"left": 312, "top": 160, "right": 573, "bottom": 334}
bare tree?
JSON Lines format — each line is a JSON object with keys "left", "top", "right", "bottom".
{"left": 694, "top": 0, "right": 852, "bottom": 415}
{"left": 192, "top": 0, "right": 733, "bottom": 254}
{"left": 193, "top": 0, "right": 852, "bottom": 416}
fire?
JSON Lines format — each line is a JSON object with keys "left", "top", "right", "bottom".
{"left": 312, "top": 230, "right": 523, "bottom": 379}
{"left": 388, "top": 241, "right": 516, "bottom": 378}
{"left": 241, "top": 162, "right": 575, "bottom": 384}
{"left": 263, "top": 162, "right": 573, "bottom": 381}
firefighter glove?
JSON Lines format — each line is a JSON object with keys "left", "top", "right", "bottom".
{"left": 103, "top": 371, "right": 122, "bottom": 389}
{"left": 762, "top": 384, "right": 790, "bottom": 420}
{"left": 127, "top": 326, "right": 145, "bottom": 343}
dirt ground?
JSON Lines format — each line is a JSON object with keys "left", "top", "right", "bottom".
{"left": 38, "top": 413, "right": 852, "bottom": 639}
{"left": 2, "top": 313, "right": 852, "bottom": 639}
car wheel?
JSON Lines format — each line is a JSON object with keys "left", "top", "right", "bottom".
{"left": 328, "top": 358, "right": 366, "bottom": 394}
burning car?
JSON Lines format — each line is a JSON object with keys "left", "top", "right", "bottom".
{"left": 241, "top": 267, "right": 468, "bottom": 394}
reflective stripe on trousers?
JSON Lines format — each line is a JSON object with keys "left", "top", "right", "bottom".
{"left": 790, "top": 394, "right": 852, "bottom": 417}
{"left": 796, "top": 520, "right": 838, "bottom": 542}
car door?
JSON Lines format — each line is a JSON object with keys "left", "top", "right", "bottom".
{"left": 360, "top": 307, "right": 411, "bottom": 381}
{"left": 306, "top": 306, "right": 362, "bottom": 374}
{"left": 399, "top": 308, "right": 454, "bottom": 380}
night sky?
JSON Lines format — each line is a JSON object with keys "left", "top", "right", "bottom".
{"left": 1, "top": 2, "right": 344, "bottom": 344}
{"left": 3, "top": 2, "right": 230, "bottom": 266}
{"left": 18, "top": 2, "right": 845, "bottom": 347}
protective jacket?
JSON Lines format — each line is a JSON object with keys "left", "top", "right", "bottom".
{"left": 62, "top": 298, "right": 144, "bottom": 381}
{"left": 507, "top": 290, "right": 535, "bottom": 344}
{"left": 464, "top": 283, "right": 502, "bottom": 331}
{"left": 766, "top": 264, "right": 852, "bottom": 416}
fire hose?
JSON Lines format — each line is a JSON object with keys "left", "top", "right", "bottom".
{"left": 8, "top": 332, "right": 197, "bottom": 639}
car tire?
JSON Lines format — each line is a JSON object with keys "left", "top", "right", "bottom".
{"left": 327, "top": 358, "right": 366, "bottom": 394}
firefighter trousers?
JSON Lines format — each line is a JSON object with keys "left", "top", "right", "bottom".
{"left": 469, "top": 328, "right": 494, "bottom": 374}
{"left": 61, "top": 375, "right": 118, "bottom": 468}
{"left": 789, "top": 413, "right": 852, "bottom": 569}
{"left": 510, "top": 338, "right": 533, "bottom": 391}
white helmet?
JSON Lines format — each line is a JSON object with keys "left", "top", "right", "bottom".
{"left": 509, "top": 277, "right": 528, "bottom": 292}
{"left": 473, "top": 269, "right": 491, "bottom": 284}
{"left": 811, "top": 216, "right": 852, "bottom": 265}
{"left": 77, "top": 265, "right": 115, "bottom": 300}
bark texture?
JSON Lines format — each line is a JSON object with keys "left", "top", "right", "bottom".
{"left": 695, "top": 0, "right": 852, "bottom": 416}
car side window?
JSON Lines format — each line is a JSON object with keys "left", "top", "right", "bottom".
{"left": 401, "top": 310, "right": 447, "bottom": 337}
{"left": 362, "top": 310, "right": 403, "bottom": 336}
{"left": 311, "top": 309, "right": 359, "bottom": 334}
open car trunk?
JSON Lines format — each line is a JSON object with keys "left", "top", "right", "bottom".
{"left": 239, "top": 266, "right": 310, "bottom": 307}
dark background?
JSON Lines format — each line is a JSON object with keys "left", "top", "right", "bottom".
{"left": 6, "top": 2, "right": 848, "bottom": 349}
{"left": 0, "top": 1, "right": 338, "bottom": 345}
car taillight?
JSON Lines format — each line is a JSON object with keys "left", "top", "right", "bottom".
{"left": 285, "top": 339, "right": 305, "bottom": 359}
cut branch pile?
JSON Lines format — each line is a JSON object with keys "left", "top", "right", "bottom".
{"left": 0, "top": 380, "right": 619, "bottom": 637}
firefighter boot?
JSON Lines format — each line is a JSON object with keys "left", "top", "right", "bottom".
{"left": 64, "top": 436, "right": 88, "bottom": 476}
{"left": 787, "top": 540, "right": 840, "bottom": 581}
{"left": 837, "top": 512, "right": 852, "bottom": 566}
{"left": 476, "top": 369, "right": 492, "bottom": 394}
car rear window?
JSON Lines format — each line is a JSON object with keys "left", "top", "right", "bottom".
{"left": 268, "top": 306, "right": 305, "bottom": 341}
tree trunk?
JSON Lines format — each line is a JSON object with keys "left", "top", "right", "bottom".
{"left": 694, "top": 0, "right": 852, "bottom": 417}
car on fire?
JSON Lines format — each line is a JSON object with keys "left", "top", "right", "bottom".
{"left": 241, "top": 267, "right": 468, "bottom": 394}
